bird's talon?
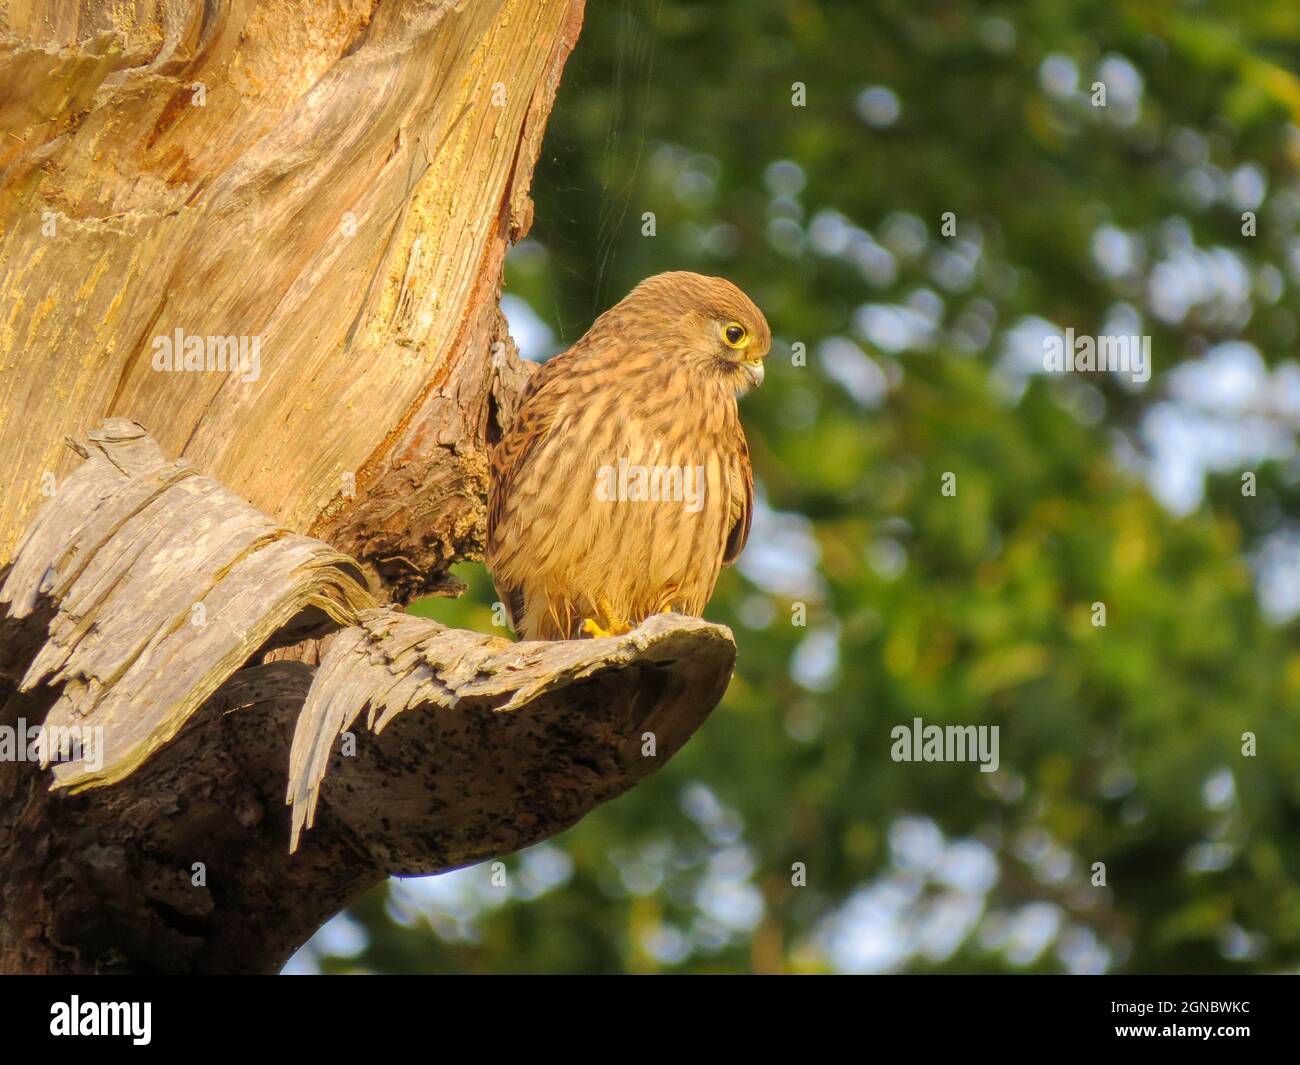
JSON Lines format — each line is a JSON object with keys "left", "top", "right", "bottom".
{"left": 581, "top": 617, "right": 632, "bottom": 639}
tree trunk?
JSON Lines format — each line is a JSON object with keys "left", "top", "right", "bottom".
{"left": 0, "top": 0, "right": 741, "bottom": 974}
{"left": 0, "top": 0, "right": 576, "bottom": 599}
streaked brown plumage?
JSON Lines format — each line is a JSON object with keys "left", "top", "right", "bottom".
{"left": 487, "top": 271, "right": 770, "bottom": 640}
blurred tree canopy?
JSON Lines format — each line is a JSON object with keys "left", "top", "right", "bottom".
{"left": 294, "top": 0, "right": 1300, "bottom": 974}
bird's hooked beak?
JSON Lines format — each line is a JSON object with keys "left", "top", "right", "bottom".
{"left": 739, "top": 357, "right": 765, "bottom": 390}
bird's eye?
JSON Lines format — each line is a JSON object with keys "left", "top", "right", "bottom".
{"left": 723, "top": 322, "right": 748, "bottom": 348}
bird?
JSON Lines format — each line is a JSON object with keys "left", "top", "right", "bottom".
{"left": 487, "top": 271, "right": 770, "bottom": 641}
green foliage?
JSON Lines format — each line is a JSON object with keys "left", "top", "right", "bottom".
{"left": 301, "top": 0, "right": 1300, "bottom": 974}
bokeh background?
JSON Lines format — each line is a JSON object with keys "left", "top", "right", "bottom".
{"left": 287, "top": 0, "right": 1300, "bottom": 974}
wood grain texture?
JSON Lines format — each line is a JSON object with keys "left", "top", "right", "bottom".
{"left": 0, "top": 417, "right": 376, "bottom": 789}
{"left": 287, "top": 608, "right": 738, "bottom": 856}
{"left": 0, "top": 0, "right": 580, "bottom": 598}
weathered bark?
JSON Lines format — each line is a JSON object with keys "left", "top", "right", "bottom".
{"left": 0, "top": 418, "right": 376, "bottom": 790}
{"left": 0, "top": 0, "right": 582, "bottom": 600}
{"left": 285, "top": 609, "right": 735, "bottom": 859}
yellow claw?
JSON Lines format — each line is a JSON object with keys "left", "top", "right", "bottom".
{"left": 580, "top": 613, "right": 633, "bottom": 639}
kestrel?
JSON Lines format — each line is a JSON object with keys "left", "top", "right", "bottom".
{"left": 487, "top": 271, "right": 770, "bottom": 640}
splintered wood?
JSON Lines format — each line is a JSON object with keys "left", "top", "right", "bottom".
{"left": 0, "top": 418, "right": 376, "bottom": 790}
{"left": 286, "top": 610, "right": 738, "bottom": 853}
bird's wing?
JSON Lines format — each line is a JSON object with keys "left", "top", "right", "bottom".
{"left": 487, "top": 354, "right": 575, "bottom": 629}
{"left": 722, "top": 433, "right": 754, "bottom": 567}
{"left": 487, "top": 355, "right": 568, "bottom": 551}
